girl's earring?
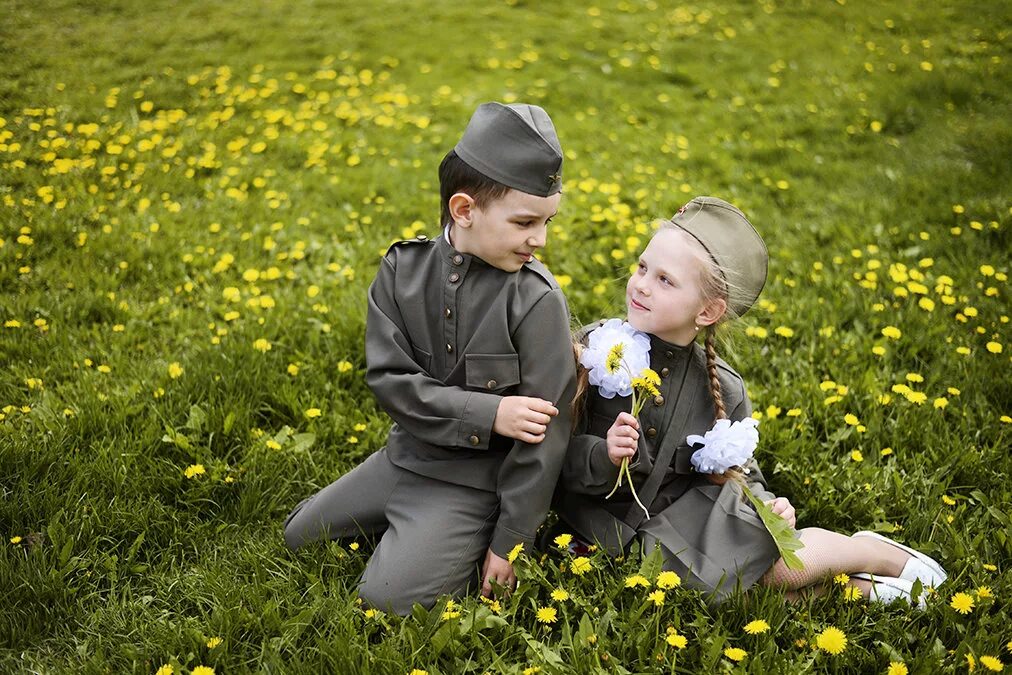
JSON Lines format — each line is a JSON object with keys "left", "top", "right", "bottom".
{"left": 694, "top": 324, "right": 700, "bottom": 332}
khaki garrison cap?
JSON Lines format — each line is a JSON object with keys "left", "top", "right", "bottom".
{"left": 669, "top": 196, "right": 769, "bottom": 317}
{"left": 454, "top": 102, "right": 563, "bottom": 197}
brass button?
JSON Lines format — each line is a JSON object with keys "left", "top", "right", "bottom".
{"left": 452, "top": 254, "right": 463, "bottom": 265}
{"left": 448, "top": 272, "right": 460, "bottom": 283}
{"left": 445, "top": 307, "right": 452, "bottom": 319}
{"left": 660, "top": 367, "right": 670, "bottom": 378}
{"left": 486, "top": 379, "right": 497, "bottom": 389}
{"left": 446, "top": 343, "right": 454, "bottom": 353}
{"left": 665, "top": 350, "right": 674, "bottom": 359}
{"left": 646, "top": 427, "right": 657, "bottom": 438}
{"left": 654, "top": 395, "right": 665, "bottom": 406}
{"left": 469, "top": 434, "right": 480, "bottom": 446}
{"left": 416, "top": 234, "right": 428, "bottom": 241}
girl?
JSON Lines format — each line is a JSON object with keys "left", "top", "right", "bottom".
{"left": 555, "top": 196, "right": 946, "bottom": 604}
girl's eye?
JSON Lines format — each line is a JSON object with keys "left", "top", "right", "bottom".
{"left": 660, "top": 275, "right": 670, "bottom": 285}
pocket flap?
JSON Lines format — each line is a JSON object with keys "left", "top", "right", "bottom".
{"left": 465, "top": 353, "right": 520, "bottom": 391}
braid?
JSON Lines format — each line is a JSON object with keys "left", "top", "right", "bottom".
{"left": 702, "top": 324, "right": 747, "bottom": 489}
{"left": 704, "top": 325, "right": 726, "bottom": 421}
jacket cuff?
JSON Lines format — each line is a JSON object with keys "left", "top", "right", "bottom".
{"left": 590, "top": 437, "right": 620, "bottom": 482}
{"left": 489, "top": 523, "right": 534, "bottom": 560}
{"left": 459, "top": 391, "right": 501, "bottom": 450}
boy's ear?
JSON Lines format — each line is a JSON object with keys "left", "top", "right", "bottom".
{"left": 696, "top": 297, "right": 727, "bottom": 327}
{"left": 448, "top": 192, "right": 476, "bottom": 228}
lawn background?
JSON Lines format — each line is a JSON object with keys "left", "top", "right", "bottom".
{"left": 1, "top": 0, "right": 1010, "bottom": 673}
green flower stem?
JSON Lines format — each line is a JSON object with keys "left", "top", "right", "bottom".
{"left": 605, "top": 369, "right": 651, "bottom": 520}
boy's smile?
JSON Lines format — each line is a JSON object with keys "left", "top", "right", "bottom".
{"left": 451, "top": 189, "right": 561, "bottom": 273}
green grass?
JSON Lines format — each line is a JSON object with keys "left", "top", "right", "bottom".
{"left": 1, "top": 0, "right": 1010, "bottom": 672}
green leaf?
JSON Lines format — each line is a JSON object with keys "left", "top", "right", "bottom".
{"left": 289, "top": 432, "right": 316, "bottom": 454}
{"left": 185, "top": 404, "right": 206, "bottom": 432}
{"left": 743, "top": 486, "right": 806, "bottom": 571}
{"left": 223, "top": 411, "right": 236, "bottom": 434}
{"left": 637, "top": 540, "right": 664, "bottom": 581}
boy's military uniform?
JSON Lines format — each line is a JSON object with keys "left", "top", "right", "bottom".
{"left": 284, "top": 103, "right": 576, "bottom": 615}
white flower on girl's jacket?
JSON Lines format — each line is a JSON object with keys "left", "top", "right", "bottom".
{"left": 687, "top": 417, "right": 760, "bottom": 474}
{"left": 580, "top": 319, "right": 651, "bottom": 398}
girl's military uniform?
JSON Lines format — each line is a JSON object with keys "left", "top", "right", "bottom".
{"left": 285, "top": 233, "right": 577, "bottom": 614}
{"left": 557, "top": 321, "right": 779, "bottom": 599}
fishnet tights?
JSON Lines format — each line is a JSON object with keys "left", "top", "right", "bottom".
{"left": 760, "top": 527, "right": 903, "bottom": 591}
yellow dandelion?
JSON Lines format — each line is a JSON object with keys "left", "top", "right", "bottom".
{"left": 553, "top": 533, "right": 573, "bottom": 549}
{"left": 507, "top": 543, "right": 524, "bottom": 564}
{"left": 184, "top": 464, "right": 206, "bottom": 479}
{"left": 535, "top": 606, "right": 558, "bottom": 624}
{"left": 167, "top": 362, "right": 184, "bottom": 379}
{"left": 253, "top": 338, "right": 271, "bottom": 353}
{"left": 605, "top": 343, "right": 625, "bottom": 373}
{"left": 10, "top": 536, "right": 22, "bottom": 545}
{"left": 625, "top": 574, "right": 651, "bottom": 588}
{"left": 570, "top": 556, "right": 592, "bottom": 575}
{"left": 656, "top": 571, "right": 681, "bottom": 589}
{"left": 980, "top": 655, "right": 1003, "bottom": 672}
{"left": 844, "top": 585, "right": 863, "bottom": 601}
{"left": 349, "top": 542, "right": 360, "bottom": 551}
{"left": 550, "top": 588, "right": 570, "bottom": 602}
{"left": 666, "top": 632, "right": 688, "bottom": 649}
{"left": 887, "top": 662, "right": 908, "bottom": 675}
{"left": 409, "top": 670, "right": 428, "bottom": 675}
{"left": 206, "top": 637, "right": 222, "bottom": 648}
{"left": 976, "top": 586, "right": 992, "bottom": 599}
{"left": 304, "top": 407, "right": 322, "bottom": 419}
{"left": 986, "top": 342, "right": 1003, "bottom": 354}
{"left": 337, "top": 360, "right": 354, "bottom": 372}
{"left": 844, "top": 413, "right": 860, "bottom": 426}
{"left": 816, "top": 627, "right": 847, "bottom": 654}
{"left": 743, "top": 619, "right": 770, "bottom": 635}
{"left": 881, "top": 326, "right": 902, "bottom": 339}
{"left": 724, "top": 647, "right": 747, "bottom": 662}
{"left": 155, "top": 665, "right": 174, "bottom": 675}
{"left": 950, "top": 592, "right": 974, "bottom": 614}
{"left": 191, "top": 667, "right": 215, "bottom": 675}
{"left": 851, "top": 450, "right": 864, "bottom": 462}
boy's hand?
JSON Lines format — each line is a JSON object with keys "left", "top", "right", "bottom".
{"left": 765, "top": 497, "right": 796, "bottom": 528}
{"left": 480, "top": 547, "right": 516, "bottom": 598}
{"left": 493, "top": 396, "right": 559, "bottom": 444}
{"left": 606, "top": 412, "right": 639, "bottom": 466}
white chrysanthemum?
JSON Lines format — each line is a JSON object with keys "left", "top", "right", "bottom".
{"left": 579, "top": 319, "right": 651, "bottom": 398}
{"left": 687, "top": 418, "right": 760, "bottom": 474}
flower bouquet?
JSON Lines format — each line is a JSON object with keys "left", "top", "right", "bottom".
{"left": 579, "top": 319, "right": 658, "bottom": 520}
{"left": 687, "top": 419, "right": 805, "bottom": 570}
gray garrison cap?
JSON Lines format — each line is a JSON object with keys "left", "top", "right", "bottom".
{"left": 669, "top": 196, "right": 768, "bottom": 317}
{"left": 454, "top": 102, "right": 563, "bottom": 197}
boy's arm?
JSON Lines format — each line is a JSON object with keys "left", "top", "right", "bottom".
{"left": 728, "top": 395, "right": 776, "bottom": 503}
{"left": 365, "top": 255, "right": 501, "bottom": 450}
{"left": 489, "top": 288, "right": 577, "bottom": 557}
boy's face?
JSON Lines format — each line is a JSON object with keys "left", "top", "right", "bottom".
{"left": 456, "top": 189, "right": 561, "bottom": 273}
{"left": 625, "top": 228, "right": 720, "bottom": 345}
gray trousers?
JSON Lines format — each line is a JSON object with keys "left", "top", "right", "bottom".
{"left": 283, "top": 449, "right": 499, "bottom": 615}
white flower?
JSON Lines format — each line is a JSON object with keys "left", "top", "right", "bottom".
{"left": 687, "top": 418, "right": 760, "bottom": 474}
{"left": 579, "top": 319, "right": 651, "bottom": 398}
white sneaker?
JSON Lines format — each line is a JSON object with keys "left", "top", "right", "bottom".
{"left": 852, "top": 573, "right": 926, "bottom": 610}
{"left": 852, "top": 531, "right": 947, "bottom": 588}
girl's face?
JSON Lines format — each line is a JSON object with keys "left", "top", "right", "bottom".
{"left": 625, "top": 228, "right": 724, "bottom": 346}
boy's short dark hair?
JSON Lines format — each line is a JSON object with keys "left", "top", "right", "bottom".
{"left": 438, "top": 150, "right": 512, "bottom": 228}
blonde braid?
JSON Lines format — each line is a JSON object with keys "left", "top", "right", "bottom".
{"left": 704, "top": 325, "right": 726, "bottom": 421}
{"left": 702, "top": 324, "right": 747, "bottom": 488}
{"left": 571, "top": 342, "right": 591, "bottom": 432}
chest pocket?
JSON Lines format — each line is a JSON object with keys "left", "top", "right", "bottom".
{"left": 465, "top": 353, "right": 521, "bottom": 393}
{"left": 411, "top": 345, "right": 432, "bottom": 375}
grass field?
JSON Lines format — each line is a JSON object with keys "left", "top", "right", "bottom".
{"left": 1, "top": 0, "right": 1010, "bottom": 672}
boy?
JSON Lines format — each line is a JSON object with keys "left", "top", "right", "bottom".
{"left": 284, "top": 102, "right": 577, "bottom": 615}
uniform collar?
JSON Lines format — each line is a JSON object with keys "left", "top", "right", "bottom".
{"left": 649, "top": 332, "right": 694, "bottom": 361}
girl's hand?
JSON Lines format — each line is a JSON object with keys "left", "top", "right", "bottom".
{"left": 765, "top": 497, "right": 796, "bottom": 528}
{"left": 493, "top": 396, "right": 559, "bottom": 444}
{"left": 606, "top": 412, "right": 640, "bottom": 466}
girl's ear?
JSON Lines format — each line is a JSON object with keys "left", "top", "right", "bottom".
{"left": 696, "top": 297, "right": 727, "bottom": 327}
{"left": 448, "top": 192, "right": 476, "bottom": 229}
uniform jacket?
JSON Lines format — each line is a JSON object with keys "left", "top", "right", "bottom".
{"left": 558, "top": 320, "right": 777, "bottom": 560}
{"left": 365, "top": 232, "right": 577, "bottom": 557}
